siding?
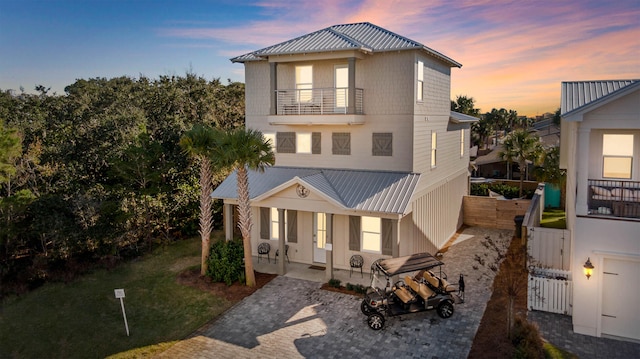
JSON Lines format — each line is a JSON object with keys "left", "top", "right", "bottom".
{"left": 408, "top": 171, "right": 467, "bottom": 254}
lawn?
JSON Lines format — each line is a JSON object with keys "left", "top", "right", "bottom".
{"left": 0, "top": 237, "right": 230, "bottom": 359}
{"left": 540, "top": 208, "right": 566, "bottom": 229}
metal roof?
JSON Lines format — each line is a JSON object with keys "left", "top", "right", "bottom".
{"left": 211, "top": 166, "right": 421, "bottom": 215}
{"left": 450, "top": 111, "right": 480, "bottom": 123}
{"left": 231, "top": 22, "right": 461, "bottom": 68}
{"left": 561, "top": 80, "right": 639, "bottom": 116}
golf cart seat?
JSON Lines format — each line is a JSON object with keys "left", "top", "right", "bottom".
{"left": 406, "top": 275, "right": 435, "bottom": 300}
{"left": 423, "top": 271, "right": 457, "bottom": 293}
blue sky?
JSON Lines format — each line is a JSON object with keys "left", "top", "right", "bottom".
{"left": 1, "top": 0, "right": 639, "bottom": 116}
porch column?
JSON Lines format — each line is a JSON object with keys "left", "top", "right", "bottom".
{"left": 576, "top": 127, "right": 590, "bottom": 216}
{"left": 325, "top": 213, "right": 334, "bottom": 281}
{"left": 224, "top": 203, "right": 234, "bottom": 241}
{"left": 277, "top": 208, "right": 286, "bottom": 275}
{"left": 270, "top": 62, "right": 278, "bottom": 115}
{"left": 347, "top": 57, "right": 356, "bottom": 114}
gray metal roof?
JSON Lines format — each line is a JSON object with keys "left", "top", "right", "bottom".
{"left": 561, "top": 80, "right": 639, "bottom": 116}
{"left": 450, "top": 111, "right": 480, "bottom": 123}
{"left": 211, "top": 166, "right": 421, "bottom": 215}
{"left": 231, "top": 22, "right": 461, "bottom": 68}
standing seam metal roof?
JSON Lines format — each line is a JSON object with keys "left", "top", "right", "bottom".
{"left": 230, "top": 22, "right": 461, "bottom": 68}
{"left": 210, "top": 166, "right": 421, "bottom": 215}
{"left": 561, "top": 80, "right": 639, "bottom": 116}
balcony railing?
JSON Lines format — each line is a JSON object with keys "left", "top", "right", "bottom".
{"left": 588, "top": 179, "right": 640, "bottom": 218}
{"left": 276, "top": 88, "right": 363, "bottom": 115}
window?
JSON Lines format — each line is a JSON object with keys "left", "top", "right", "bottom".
{"left": 277, "top": 132, "right": 295, "bottom": 153}
{"left": 417, "top": 60, "right": 424, "bottom": 101}
{"left": 431, "top": 131, "right": 437, "bottom": 167}
{"left": 296, "top": 65, "right": 313, "bottom": 102}
{"left": 264, "top": 133, "right": 276, "bottom": 152}
{"left": 260, "top": 208, "right": 297, "bottom": 242}
{"left": 372, "top": 133, "right": 392, "bottom": 156}
{"left": 361, "top": 216, "right": 381, "bottom": 252}
{"left": 296, "top": 133, "right": 311, "bottom": 154}
{"left": 332, "top": 132, "right": 351, "bottom": 155}
{"left": 460, "top": 130, "right": 465, "bottom": 157}
{"left": 603, "top": 134, "right": 633, "bottom": 178}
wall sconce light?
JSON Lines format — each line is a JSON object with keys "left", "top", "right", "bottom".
{"left": 583, "top": 257, "right": 594, "bottom": 280}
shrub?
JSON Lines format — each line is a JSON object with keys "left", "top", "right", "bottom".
{"left": 206, "top": 238, "right": 244, "bottom": 286}
{"left": 470, "top": 183, "right": 535, "bottom": 199}
{"left": 512, "top": 316, "right": 544, "bottom": 359}
{"left": 328, "top": 278, "right": 341, "bottom": 288}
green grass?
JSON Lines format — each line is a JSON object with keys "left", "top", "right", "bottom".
{"left": 541, "top": 208, "right": 567, "bottom": 229}
{"left": 0, "top": 238, "right": 230, "bottom": 359}
{"left": 544, "top": 341, "right": 578, "bottom": 358}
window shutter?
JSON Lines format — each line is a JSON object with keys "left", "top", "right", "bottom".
{"left": 277, "top": 132, "right": 296, "bottom": 153}
{"left": 372, "top": 133, "right": 392, "bottom": 156}
{"left": 287, "top": 210, "right": 297, "bottom": 243}
{"left": 382, "top": 219, "right": 393, "bottom": 255}
{"left": 332, "top": 132, "right": 351, "bottom": 155}
{"left": 349, "top": 215, "right": 360, "bottom": 251}
{"left": 312, "top": 132, "right": 321, "bottom": 154}
{"left": 260, "top": 207, "right": 270, "bottom": 239}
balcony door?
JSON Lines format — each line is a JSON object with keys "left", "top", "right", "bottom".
{"left": 334, "top": 65, "right": 348, "bottom": 112}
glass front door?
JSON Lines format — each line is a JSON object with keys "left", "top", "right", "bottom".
{"left": 313, "top": 212, "right": 326, "bottom": 263}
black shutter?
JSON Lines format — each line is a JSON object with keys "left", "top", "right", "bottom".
{"left": 277, "top": 132, "right": 296, "bottom": 153}
{"left": 287, "top": 210, "right": 297, "bottom": 243}
{"left": 312, "top": 132, "right": 321, "bottom": 154}
{"left": 332, "top": 132, "right": 351, "bottom": 155}
{"left": 373, "top": 133, "right": 393, "bottom": 156}
{"left": 260, "top": 207, "right": 270, "bottom": 239}
{"left": 349, "top": 216, "right": 360, "bottom": 251}
{"left": 382, "top": 219, "right": 393, "bottom": 255}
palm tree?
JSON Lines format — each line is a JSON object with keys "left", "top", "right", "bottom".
{"left": 180, "top": 125, "right": 217, "bottom": 276}
{"left": 212, "top": 128, "right": 275, "bottom": 287}
{"left": 499, "top": 129, "right": 543, "bottom": 197}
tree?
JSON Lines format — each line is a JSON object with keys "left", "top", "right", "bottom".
{"left": 211, "top": 128, "right": 275, "bottom": 287}
{"left": 180, "top": 125, "right": 217, "bottom": 276}
{"left": 451, "top": 95, "right": 480, "bottom": 116}
{"left": 471, "top": 117, "right": 494, "bottom": 149}
{"left": 0, "top": 122, "right": 21, "bottom": 189}
{"left": 499, "top": 129, "right": 544, "bottom": 197}
{"left": 533, "top": 146, "right": 566, "bottom": 207}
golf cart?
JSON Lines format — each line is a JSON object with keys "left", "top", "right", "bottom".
{"left": 360, "top": 252, "right": 465, "bottom": 330}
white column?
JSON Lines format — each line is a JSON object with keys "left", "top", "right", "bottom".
{"left": 224, "top": 203, "right": 233, "bottom": 241}
{"left": 325, "top": 213, "right": 334, "bottom": 281}
{"left": 576, "top": 127, "right": 591, "bottom": 216}
{"left": 278, "top": 208, "right": 286, "bottom": 275}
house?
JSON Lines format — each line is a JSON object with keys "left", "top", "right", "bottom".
{"left": 212, "top": 22, "right": 477, "bottom": 279}
{"left": 559, "top": 79, "right": 640, "bottom": 341}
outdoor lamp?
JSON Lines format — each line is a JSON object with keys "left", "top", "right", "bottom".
{"left": 583, "top": 257, "right": 594, "bottom": 280}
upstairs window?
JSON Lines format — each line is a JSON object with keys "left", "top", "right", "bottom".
{"left": 602, "top": 134, "right": 633, "bottom": 179}
{"left": 431, "top": 131, "right": 437, "bottom": 167}
{"left": 417, "top": 61, "right": 424, "bottom": 101}
{"left": 296, "top": 133, "right": 311, "bottom": 154}
{"left": 296, "top": 65, "right": 313, "bottom": 102}
{"left": 263, "top": 133, "right": 276, "bottom": 152}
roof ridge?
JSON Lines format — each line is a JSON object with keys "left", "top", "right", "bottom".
{"left": 325, "top": 26, "right": 371, "bottom": 52}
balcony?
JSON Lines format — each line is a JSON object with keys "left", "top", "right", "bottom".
{"left": 588, "top": 179, "right": 640, "bottom": 219}
{"left": 269, "top": 88, "right": 364, "bottom": 125}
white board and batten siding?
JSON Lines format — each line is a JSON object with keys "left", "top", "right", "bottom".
{"left": 528, "top": 227, "right": 571, "bottom": 271}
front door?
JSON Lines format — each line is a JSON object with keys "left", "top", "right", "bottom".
{"left": 313, "top": 212, "right": 327, "bottom": 263}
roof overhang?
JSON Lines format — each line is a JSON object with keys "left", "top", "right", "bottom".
{"left": 450, "top": 111, "right": 480, "bottom": 123}
{"left": 562, "top": 80, "right": 640, "bottom": 121}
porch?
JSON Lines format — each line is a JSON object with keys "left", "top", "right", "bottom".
{"left": 251, "top": 255, "right": 371, "bottom": 287}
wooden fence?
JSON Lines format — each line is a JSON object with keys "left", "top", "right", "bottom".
{"left": 463, "top": 196, "right": 530, "bottom": 229}
{"left": 528, "top": 270, "right": 573, "bottom": 315}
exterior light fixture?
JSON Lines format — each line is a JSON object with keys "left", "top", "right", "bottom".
{"left": 583, "top": 257, "right": 594, "bottom": 280}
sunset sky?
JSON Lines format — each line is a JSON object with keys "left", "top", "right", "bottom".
{"left": 1, "top": 0, "right": 638, "bottom": 116}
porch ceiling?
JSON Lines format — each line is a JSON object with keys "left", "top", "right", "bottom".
{"left": 211, "top": 166, "right": 420, "bottom": 215}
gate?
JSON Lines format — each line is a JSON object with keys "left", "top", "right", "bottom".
{"left": 528, "top": 269, "right": 572, "bottom": 315}
{"left": 527, "top": 227, "right": 570, "bottom": 270}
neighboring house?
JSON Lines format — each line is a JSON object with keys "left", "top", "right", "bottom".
{"left": 212, "top": 22, "right": 477, "bottom": 279}
{"left": 559, "top": 79, "right": 640, "bottom": 341}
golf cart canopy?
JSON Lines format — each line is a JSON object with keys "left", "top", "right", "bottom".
{"left": 375, "top": 252, "right": 443, "bottom": 277}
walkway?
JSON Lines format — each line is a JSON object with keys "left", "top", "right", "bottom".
{"left": 528, "top": 311, "right": 640, "bottom": 358}
{"left": 157, "top": 227, "right": 513, "bottom": 359}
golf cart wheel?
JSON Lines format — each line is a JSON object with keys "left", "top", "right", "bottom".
{"left": 367, "top": 312, "right": 385, "bottom": 330}
{"left": 361, "top": 300, "right": 374, "bottom": 315}
{"left": 437, "top": 300, "right": 454, "bottom": 318}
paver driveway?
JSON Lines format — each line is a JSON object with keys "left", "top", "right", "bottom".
{"left": 158, "top": 227, "right": 512, "bottom": 359}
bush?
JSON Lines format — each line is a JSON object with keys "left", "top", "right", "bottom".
{"left": 470, "top": 183, "right": 534, "bottom": 199}
{"left": 206, "top": 238, "right": 244, "bottom": 286}
{"left": 512, "top": 316, "right": 544, "bottom": 359}
{"left": 328, "top": 278, "right": 341, "bottom": 288}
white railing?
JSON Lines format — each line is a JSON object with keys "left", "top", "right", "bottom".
{"left": 276, "top": 88, "right": 363, "bottom": 115}
{"left": 528, "top": 269, "right": 572, "bottom": 315}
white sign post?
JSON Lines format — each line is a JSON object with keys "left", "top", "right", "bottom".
{"left": 114, "top": 289, "right": 130, "bottom": 336}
